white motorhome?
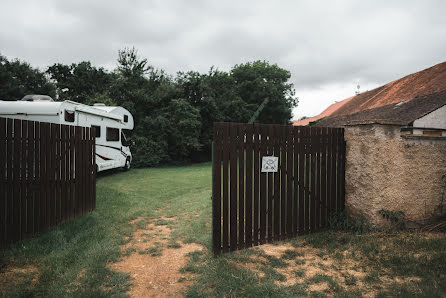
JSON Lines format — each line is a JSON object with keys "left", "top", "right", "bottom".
{"left": 0, "top": 95, "right": 134, "bottom": 172}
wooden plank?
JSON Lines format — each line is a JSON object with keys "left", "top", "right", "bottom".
{"left": 266, "top": 125, "right": 273, "bottom": 242}
{"left": 253, "top": 124, "right": 260, "bottom": 246}
{"left": 280, "top": 126, "right": 286, "bottom": 238}
{"left": 212, "top": 124, "right": 222, "bottom": 254}
{"left": 297, "top": 127, "right": 305, "bottom": 235}
{"left": 92, "top": 127, "right": 96, "bottom": 211}
{"left": 310, "top": 128, "right": 317, "bottom": 233}
{"left": 313, "top": 127, "right": 320, "bottom": 232}
{"left": 330, "top": 128, "right": 338, "bottom": 215}
{"left": 304, "top": 127, "right": 311, "bottom": 234}
{"left": 320, "top": 127, "right": 328, "bottom": 229}
{"left": 222, "top": 123, "right": 229, "bottom": 252}
{"left": 74, "top": 126, "right": 80, "bottom": 217}
{"left": 55, "top": 124, "right": 61, "bottom": 224}
{"left": 293, "top": 126, "right": 299, "bottom": 236}
{"left": 245, "top": 124, "right": 253, "bottom": 247}
{"left": 70, "top": 126, "right": 75, "bottom": 220}
{"left": 26, "top": 121, "right": 35, "bottom": 234}
{"left": 87, "top": 127, "right": 93, "bottom": 212}
{"left": 82, "top": 127, "right": 87, "bottom": 215}
{"left": 326, "top": 127, "right": 333, "bottom": 218}
{"left": 41, "top": 122, "right": 50, "bottom": 230}
{"left": 229, "top": 123, "right": 238, "bottom": 251}
{"left": 340, "top": 129, "right": 346, "bottom": 211}
{"left": 273, "top": 125, "right": 280, "bottom": 240}
{"left": 238, "top": 124, "right": 245, "bottom": 249}
{"left": 6, "top": 119, "right": 14, "bottom": 244}
{"left": 259, "top": 125, "right": 267, "bottom": 244}
{"left": 13, "top": 120, "right": 22, "bottom": 242}
{"left": 286, "top": 126, "right": 293, "bottom": 237}
{"left": 20, "top": 121, "right": 27, "bottom": 237}
{"left": 0, "top": 118, "right": 6, "bottom": 245}
{"left": 60, "top": 125, "right": 67, "bottom": 222}
{"left": 48, "top": 124, "right": 55, "bottom": 227}
{"left": 34, "top": 123, "right": 41, "bottom": 233}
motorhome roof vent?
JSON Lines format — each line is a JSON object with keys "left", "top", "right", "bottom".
{"left": 93, "top": 103, "right": 106, "bottom": 106}
{"left": 21, "top": 94, "right": 54, "bottom": 102}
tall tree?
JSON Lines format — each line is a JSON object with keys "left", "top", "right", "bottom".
{"left": 231, "top": 61, "right": 297, "bottom": 124}
{"left": 46, "top": 61, "right": 112, "bottom": 103}
{"left": 0, "top": 54, "right": 56, "bottom": 101}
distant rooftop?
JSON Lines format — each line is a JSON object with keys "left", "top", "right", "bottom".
{"left": 294, "top": 61, "right": 446, "bottom": 126}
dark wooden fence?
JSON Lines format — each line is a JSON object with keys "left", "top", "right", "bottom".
{"left": 212, "top": 122, "right": 346, "bottom": 254}
{"left": 0, "top": 117, "right": 96, "bottom": 247}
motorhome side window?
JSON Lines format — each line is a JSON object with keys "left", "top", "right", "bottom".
{"left": 106, "top": 127, "right": 119, "bottom": 141}
{"left": 92, "top": 125, "right": 101, "bottom": 138}
{"left": 64, "top": 110, "right": 75, "bottom": 122}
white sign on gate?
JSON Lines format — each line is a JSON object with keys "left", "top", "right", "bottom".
{"left": 261, "top": 156, "right": 278, "bottom": 173}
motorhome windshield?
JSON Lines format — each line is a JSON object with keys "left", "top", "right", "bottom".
{"left": 121, "top": 131, "right": 128, "bottom": 146}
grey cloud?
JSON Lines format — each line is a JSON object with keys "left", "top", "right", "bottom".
{"left": 1, "top": 0, "right": 445, "bottom": 104}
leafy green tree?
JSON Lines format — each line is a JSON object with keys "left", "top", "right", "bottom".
{"left": 231, "top": 61, "right": 297, "bottom": 124}
{"left": 46, "top": 61, "right": 112, "bottom": 103}
{"left": 0, "top": 54, "right": 56, "bottom": 101}
{"left": 164, "top": 99, "right": 202, "bottom": 161}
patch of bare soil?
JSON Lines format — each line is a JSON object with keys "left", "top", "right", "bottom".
{"left": 236, "top": 241, "right": 421, "bottom": 297}
{"left": 109, "top": 217, "right": 203, "bottom": 297}
{"left": 0, "top": 264, "right": 39, "bottom": 294}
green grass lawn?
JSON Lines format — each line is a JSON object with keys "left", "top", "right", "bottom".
{"left": 1, "top": 162, "right": 445, "bottom": 297}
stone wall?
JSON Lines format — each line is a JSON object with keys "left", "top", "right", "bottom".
{"left": 344, "top": 124, "right": 446, "bottom": 226}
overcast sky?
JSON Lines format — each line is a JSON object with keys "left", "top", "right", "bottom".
{"left": 1, "top": 0, "right": 445, "bottom": 119}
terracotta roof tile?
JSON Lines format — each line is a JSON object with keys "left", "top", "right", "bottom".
{"left": 293, "top": 96, "right": 353, "bottom": 126}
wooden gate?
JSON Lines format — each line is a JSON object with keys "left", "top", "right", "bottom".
{"left": 0, "top": 117, "right": 96, "bottom": 247}
{"left": 212, "top": 122, "right": 345, "bottom": 254}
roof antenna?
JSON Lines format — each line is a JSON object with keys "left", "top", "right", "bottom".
{"left": 355, "top": 84, "right": 361, "bottom": 95}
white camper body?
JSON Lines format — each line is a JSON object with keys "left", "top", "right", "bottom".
{"left": 0, "top": 98, "right": 134, "bottom": 172}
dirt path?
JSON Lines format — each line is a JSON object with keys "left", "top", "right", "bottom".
{"left": 109, "top": 217, "right": 203, "bottom": 297}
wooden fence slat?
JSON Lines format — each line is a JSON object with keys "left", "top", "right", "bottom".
{"left": 222, "top": 123, "right": 229, "bottom": 252}
{"left": 286, "top": 126, "right": 293, "bottom": 237}
{"left": 293, "top": 126, "right": 299, "bottom": 236}
{"left": 331, "top": 128, "right": 338, "bottom": 214}
{"left": 279, "top": 126, "right": 286, "bottom": 239}
{"left": 259, "top": 125, "right": 267, "bottom": 244}
{"left": 273, "top": 125, "right": 280, "bottom": 241}
{"left": 297, "top": 127, "right": 305, "bottom": 235}
{"left": 20, "top": 121, "right": 28, "bottom": 237}
{"left": 35, "top": 122, "right": 41, "bottom": 233}
{"left": 266, "top": 125, "right": 273, "bottom": 242}
{"left": 310, "top": 128, "right": 317, "bottom": 233}
{"left": 56, "top": 124, "right": 62, "bottom": 224}
{"left": 26, "top": 121, "right": 35, "bottom": 234}
{"left": 229, "top": 124, "right": 238, "bottom": 251}
{"left": 340, "top": 130, "right": 346, "bottom": 212}
{"left": 314, "top": 127, "right": 321, "bottom": 232}
{"left": 83, "top": 127, "right": 87, "bottom": 215}
{"left": 0, "top": 118, "right": 6, "bottom": 245}
{"left": 245, "top": 124, "right": 253, "bottom": 248}
{"left": 253, "top": 124, "right": 260, "bottom": 246}
{"left": 212, "top": 124, "right": 222, "bottom": 254}
{"left": 305, "top": 127, "right": 311, "bottom": 234}
{"left": 238, "top": 124, "right": 245, "bottom": 249}
{"left": 13, "top": 120, "right": 22, "bottom": 242}
{"left": 320, "top": 127, "right": 327, "bottom": 229}
{"left": 6, "top": 119, "right": 14, "bottom": 244}
{"left": 92, "top": 127, "right": 96, "bottom": 211}
{"left": 61, "top": 125, "right": 67, "bottom": 222}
